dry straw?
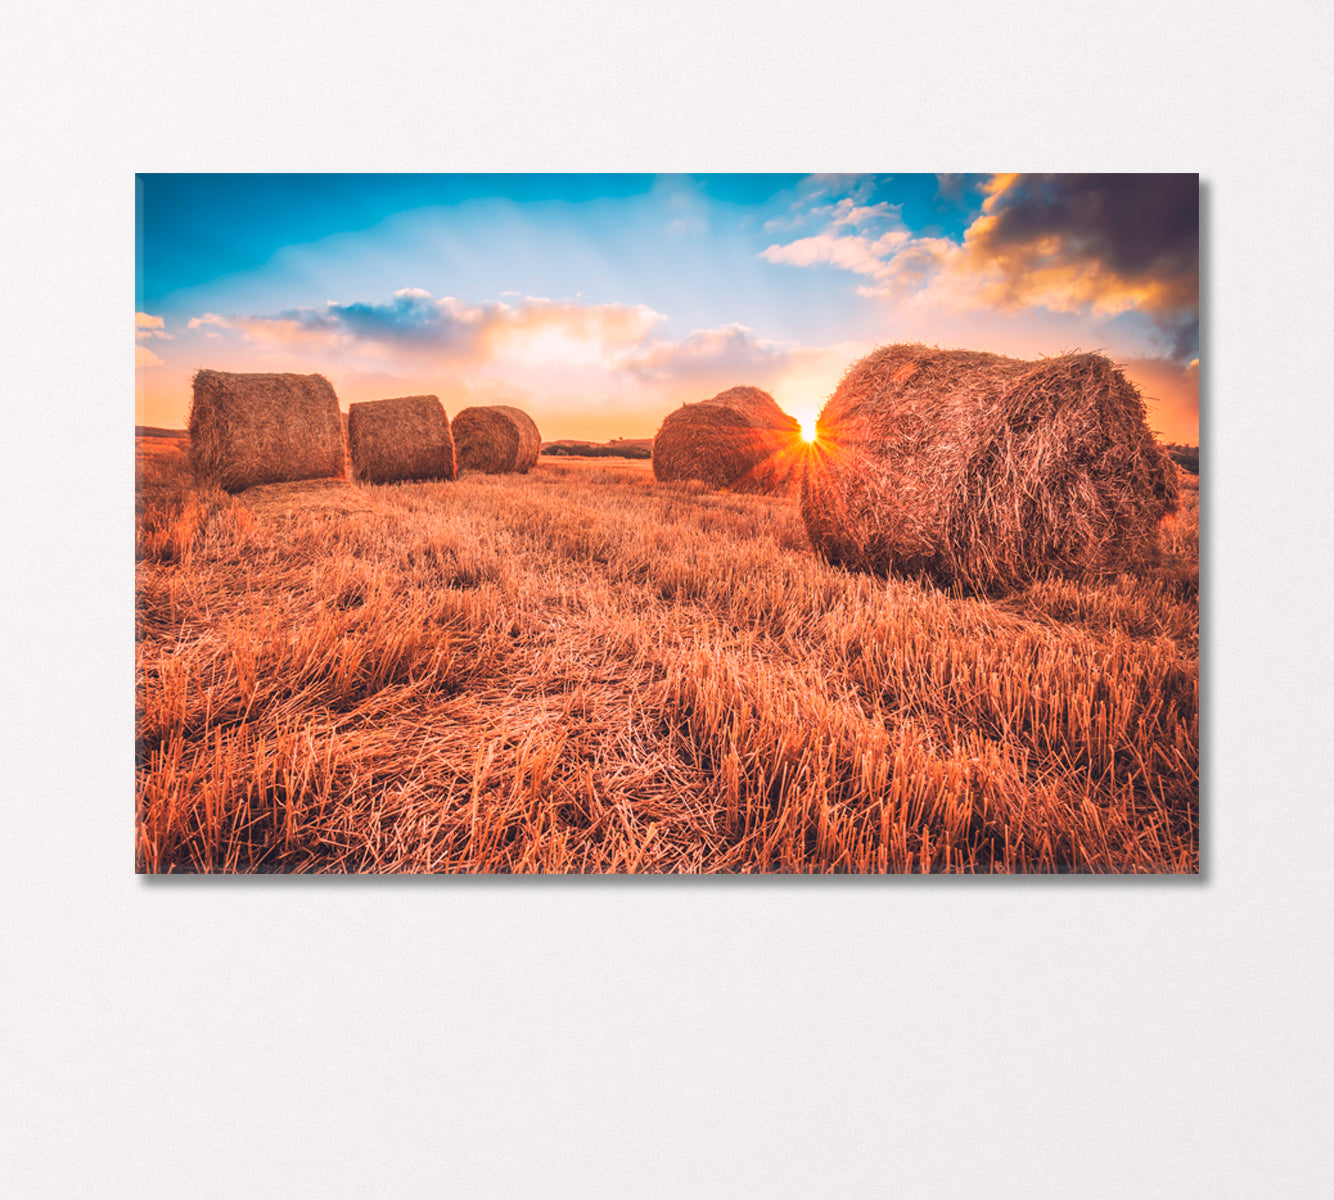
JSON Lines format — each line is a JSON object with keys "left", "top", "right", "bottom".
{"left": 652, "top": 386, "right": 803, "bottom": 493}
{"left": 189, "top": 370, "right": 344, "bottom": 492}
{"left": 452, "top": 405, "right": 542, "bottom": 474}
{"left": 801, "top": 344, "right": 1179, "bottom": 589}
{"left": 347, "top": 394, "right": 457, "bottom": 484}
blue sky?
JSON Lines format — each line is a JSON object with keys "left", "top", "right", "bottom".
{"left": 136, "top": 173, "right": 1199, "bottom": 441}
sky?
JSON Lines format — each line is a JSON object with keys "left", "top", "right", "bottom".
{"left": 135, "top": 173, "right": 1200, "bottom": 444}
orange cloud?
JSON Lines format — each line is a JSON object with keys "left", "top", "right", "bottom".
{"left": 136, "top": 345, "right": 164, "bottom": 368}
{"left": 477, "top": 299, "right": 663, "bottom": 368}
{"left": 189, "top": 293, "right": 665, "bottom": 373}
{"left": 136, "top": 312, "right": 172, "bottom": 340}
{"left": 763, "top": 174, "right": 1199, "bottom": 361}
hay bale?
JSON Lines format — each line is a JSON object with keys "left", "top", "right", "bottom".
{"left": 652, "top": 386, "right": 803, "bottom": 493}
{"left": 347, "top": 394, "right": 457, "bottom": 484}
{"left": 189, "top": 370, "right": 343, "bottom": 492}
{"left": 801, "top": 344, "right": 1180, "bottom": 588}
{"left": 452, "top": 405, "right": 542, "bottom": 474}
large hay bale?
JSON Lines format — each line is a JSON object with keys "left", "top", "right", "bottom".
{"left": 652, "top": 386, "right": 803, "bottom": 493}
{"left": 347, "top": 394, "right": 457, "bottom": 484}
{"left": 452, "top": 405, "right": 542, "bottom": 474}
{"left": 189, "top": 370, "right": 343, "bottom": 492}
{"left": 801, "top": 344, "right": 1180, "bottom": 588}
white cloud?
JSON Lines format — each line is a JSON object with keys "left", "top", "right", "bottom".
{"left": 826, "top": 197, "right": 901, "bottom": 230}
{"left": 760, "top": 230, "right": 909, "bottom": 279}
{"left": 762, "top": 174, "right": 881, "bottom": 231}
{"left": 620, "top": 323, "right": 790, "bottom": 384}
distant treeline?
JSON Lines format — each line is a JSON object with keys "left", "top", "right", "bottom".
{"left": 542, "top": 443, "right": 652, "bottom": 459}
{"left": 1164, "top": 443, "right": 1199, "bottom": 475}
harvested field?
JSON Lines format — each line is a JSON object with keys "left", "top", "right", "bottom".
{"left": 137, "top": 436, "right": 1198, "bottom": 874}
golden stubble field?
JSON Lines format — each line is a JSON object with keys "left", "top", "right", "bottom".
{"left": 136, "top": 437, "right": 1200, "bottom": 874}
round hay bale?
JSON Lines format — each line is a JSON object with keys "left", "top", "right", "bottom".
{"left": 189, "top": 370, "right": 343, "bottom": 493}
{"left": 801, "top": 344, "right": 1180, "bottom": 588}
{"left": 347, "top": 394, "right": 457, "bottom": 484}
{"left": 652, "top": 386, "right": 803, "bottom": 493}
{"left": 452, "top": 405, "right": 542, "bottom": 474}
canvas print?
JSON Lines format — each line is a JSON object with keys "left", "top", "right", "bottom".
{"left": 136, "top": 173, "right": 1199, "bottom": 874}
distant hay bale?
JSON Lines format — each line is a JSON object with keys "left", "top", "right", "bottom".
{"left": 452, "top": 405, "right": 542, "bottom": 474}
{"left": 652, "top": 386, "right": 803, "bottom": 493}
{"left": 347, "top": 395, "right": 457, "bottom": 484}
{"left": 189, "top": 370, "right": 343, "bottom": 492}
{"left": 801, "top": 344, "right": 1180, "bottom": 588}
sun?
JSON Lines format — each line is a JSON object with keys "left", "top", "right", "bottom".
{"left": 799, "top": 418, "right": 817, "bottom": 442}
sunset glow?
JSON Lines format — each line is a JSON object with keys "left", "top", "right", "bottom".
{"left": 136, "top": 174, "right": 1199, "bottom": 444}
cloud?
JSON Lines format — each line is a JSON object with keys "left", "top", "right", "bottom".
{"left": 186, "top": 291, "right": 668, "bottom": 371}
{"left": 136, "top": 312, "right": 170, "bottom": 367}
{"left": 971, "top": 175, "right": 1197, "bottom": 300}
{"left": 761, "top": 229, "right": 910, "bottom": 277}
{"left": 188, "top": 310, "right": 345, "bottom": 351}
{"left": 175, "top": 290, "right": 861, "bottom": 426}
{"left": 761, "top": 174, "right": 883, "bottom": 232}
{"left": 489, "top": 300, "right": 664, "bottom": 369}
{"left": 825, "top": 197, "right": 901, "bottom": 231}
{"left": 620, "top": 323, "right": 790, "bottom": 384}
{"left": 762, "top": 173, "right": 1199, "bottom": 361}
{"left": 136, "top": 312, "right": 172, "bottom": 341}
{"left": 178, "top": 289, "right": 835, "bottom": 423}
{"left": 958, "top": 174, "right": 1198, "bottom": 351}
